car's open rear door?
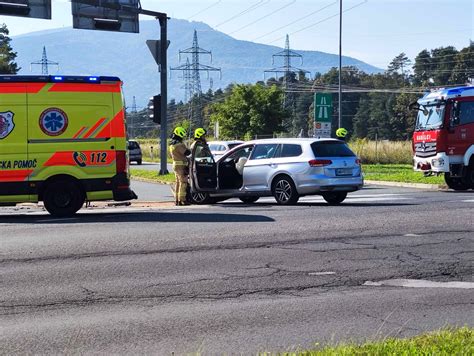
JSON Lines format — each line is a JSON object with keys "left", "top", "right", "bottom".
{"left": 190, "top": 142, "right": 218, "bottom": 192}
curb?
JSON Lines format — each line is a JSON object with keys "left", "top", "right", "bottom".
{"left": 131, "top": 176, "right": 174, "bottom": 185}
{"left": 365, "top": 180, "right": 447, "bottom": 191}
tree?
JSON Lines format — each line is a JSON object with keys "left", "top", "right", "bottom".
{"left": 449, "top": 43, "right": 474, "bottom": 84}
{"left": 430, "top": 46, "right": 458, "bottom": 85}
{"left": 0, "top": 24, "right": 19, "bottom": 74}
{"left": 209, "top": 84, "right": 286, "bottom": 139}
{"left": 413, "top": 49, "right": 432, "bottom": 86}
{"left": 387, "top": 52, "right": 411, "bottom": 79}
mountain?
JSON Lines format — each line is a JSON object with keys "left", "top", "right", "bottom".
{"left": 12, "top": 19, "right": 381, "bottom": 108}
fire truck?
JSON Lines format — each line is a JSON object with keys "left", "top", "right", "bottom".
{"left": 0, "top": 75, "right": 137, "bottom": 216}
{"left": 413, "top": 85, "right": 474, "bottom": 190}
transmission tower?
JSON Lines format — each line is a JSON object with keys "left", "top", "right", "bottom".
{"left": 171, "top": 30, "right": 221, "bottom": 127}
{"left": 31, "top": 46, "right": 59, "bottom": 75}
{"left": 264, "top": 35, "right": 310, "bottom": 135}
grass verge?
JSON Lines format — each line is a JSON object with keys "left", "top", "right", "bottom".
{"left": 132, "top": 165, "right": 444, "bottom": 186}
{"left": 130, "top": 169, "right": 175, "bottom": 185}
{"left": 363, "top": 164, "right": 445, "bottom": 185}
{"left": 268, "top": 327, "right": 473, "bottom": 355}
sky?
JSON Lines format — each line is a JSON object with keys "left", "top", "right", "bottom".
{"left": 1, "top": 0, "right": 473, "bottom": 68}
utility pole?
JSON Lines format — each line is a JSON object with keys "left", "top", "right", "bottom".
{"left": 264, "top": 34, "right": 310, "bottom": 135}
{"left": 130, "top": 95, "right": 137, "bottom": 139}
{"left": 31, "top": 46, "right": 59, "bottom": 75}
{"left": 338, "top": 0, "right": 343, "bottom": 130}
{"left": 171, "top": 30, "right": 221, "bottom": 128}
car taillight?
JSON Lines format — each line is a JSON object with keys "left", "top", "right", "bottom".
{"left": 116, "top": 150, "right": 127, "bottom": 174}
{"left": 309, "top": 159, "right": 332, "bottom": 167}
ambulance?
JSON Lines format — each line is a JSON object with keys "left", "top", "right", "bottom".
{"left": 0, "top": 75, "right": 137, "bottom": 216}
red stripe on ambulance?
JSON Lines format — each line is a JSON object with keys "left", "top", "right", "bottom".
{"left": 0, "top": 170, "right": 33, "bottom": 182}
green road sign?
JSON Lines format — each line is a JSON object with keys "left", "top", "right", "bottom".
{"left": 314, "top": 93, "right": 333, "bottom": 122}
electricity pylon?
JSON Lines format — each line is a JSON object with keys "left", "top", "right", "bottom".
{"left": 31, "top": 46, "right": 59, "bottom": 75}
{"left": 264, "top": 35, "right": 310, "bottom": 135}
{"left": 171, "top": 30, "right": 221, "bottom": 127}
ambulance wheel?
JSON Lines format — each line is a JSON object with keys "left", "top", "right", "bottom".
{"left": 43, "top": 179, "right": 85, "bottom": 217}
{"left": 444, "top": 173, "right": 469, "bottom": 191}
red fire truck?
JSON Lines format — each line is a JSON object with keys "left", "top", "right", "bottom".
{"left": 413, "top": 85, "right": 474, "bottom": 190}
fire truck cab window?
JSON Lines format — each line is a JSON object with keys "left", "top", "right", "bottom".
{"left": 458, "top": 101, "right": 474, "bottom": 126}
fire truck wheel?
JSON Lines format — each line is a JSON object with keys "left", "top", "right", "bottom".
{"left": 444, "top": 173, "right": 470, "bottom": 191}
{"left": 43, "top": 179, "right": 85, "bottom": 217}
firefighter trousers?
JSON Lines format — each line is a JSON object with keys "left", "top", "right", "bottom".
{"left": 174, "top": 165, "right": 188, "bottom": 204}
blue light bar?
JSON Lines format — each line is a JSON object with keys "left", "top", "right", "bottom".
{"left": 88, "top": 77, "right": 99, "bottom": 82}
{"left": 53, "top": 76, "right": 64, "bottom": 81}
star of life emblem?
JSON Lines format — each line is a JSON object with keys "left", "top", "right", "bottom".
{"left": 0, "top": 111, "right": 15, "bottom": 140}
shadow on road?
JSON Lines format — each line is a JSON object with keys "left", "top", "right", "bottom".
{"left": 219, "top": 202, "right": 419, "bottom": 208}
{"left": 0, "top": 211, "right": 275, "bottom": 224}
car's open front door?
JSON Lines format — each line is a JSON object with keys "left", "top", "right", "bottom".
{"left": 190, "top": 142, "right": 217, "bottom": 192}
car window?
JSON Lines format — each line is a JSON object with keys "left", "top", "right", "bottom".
{"left": 250, "top": 144, "right": 278, "bottom": 160}
{"left": 219, "top": 145, "right": 226, "bottom": 151}
{"left": 194, "top": 143, "right": 214, "bottom": 163}
{"left": 278, "top": 144, "right": 302, "bottom": 158}
{"left": 311, "top": 141, "right": 355, "bottom": 157}
{"left": 225, "top": 146, "right": 253, "bottom": 162}
{"left": 227, "top": 143, "right": 241, "bottom": 150}
{"left": 209, "top": 144, "right": 219, "bottom": 151}
{"left": 128, "top": 141, "right": 139, "bottom": 150}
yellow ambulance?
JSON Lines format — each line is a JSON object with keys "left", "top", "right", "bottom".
{"left": 0, "top": 75, "right": 137, "bottom": 216}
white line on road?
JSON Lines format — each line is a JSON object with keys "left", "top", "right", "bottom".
{"left": 364, "top": 279, "right": 474, "bottom": 289}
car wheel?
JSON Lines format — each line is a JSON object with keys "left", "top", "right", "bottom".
{"left": 239, "top": 196, "right": 259, "bottom": 204}
{"left": 272, "top": 176, "right": 299, "bottom": 205}
{"left": 189, "top": 191, "right": 213, "bottom": 204}
{"left": 322, "top": 191, "right": 347, "bottom": 205}
{"left": 43, "top": 179, "right": 85, "bottom": 217}
{"left": 444, "top": 173, "right": 470, "bottom": 191}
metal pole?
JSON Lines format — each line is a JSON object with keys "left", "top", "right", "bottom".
{"left": 338, "top": 0, "right": 342, "bottom": 129}
{"left": 159, "top": 16, "right": 169, "bottom": 175}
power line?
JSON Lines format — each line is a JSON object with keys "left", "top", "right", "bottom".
{"left": 252, "top": 1, "right": 337, "bottom": 41}
{"left": 228, "top": 0, "right": 297, "bottom": 36}
{"left": 267, "top": 0, "right": 368, "bottom": 45}
{"left": 215, "top": 0, "right": 270, "bottom": 28}
{"left": 187, "top": 0, "right": 223, "bottom": 20}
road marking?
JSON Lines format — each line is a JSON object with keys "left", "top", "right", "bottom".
{"left": 404, "top": 234, "right": 421, "bottom": 237}
{"left": 308, "top": 271, "right": 336, "bottom": 276}
{"left": 364, "top": 279, "right": 474, "bottom": 289}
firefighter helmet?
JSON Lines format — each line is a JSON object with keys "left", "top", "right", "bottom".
{"left": 173, "top": 126, "right": 187, "bottom": 138}
{"left": 194, "top": 127, "right": 207, "bottom": 139}
{"left": 336, "top": 128, "right": 348, "bottom": 138}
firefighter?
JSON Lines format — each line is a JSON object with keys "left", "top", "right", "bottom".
{"left": 336, "top": 127, "right": 348, "bottom": 141}
{"left": 169, "top": 126, "right": 191, "bottom": 206}
{"left": 190, "top": 127, "right": 211, "bottom": 157}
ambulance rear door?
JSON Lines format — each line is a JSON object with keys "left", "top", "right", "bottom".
{"left": 0, "top": 82, "right": 29, "bottom": 203}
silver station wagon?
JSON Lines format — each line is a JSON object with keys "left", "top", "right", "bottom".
{"left": 189, "top": 138, "right": 364, "bottom": 205}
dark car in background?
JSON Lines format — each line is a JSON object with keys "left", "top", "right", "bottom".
{"left": 128, "top": 140, "right": 142, "bottom": 165}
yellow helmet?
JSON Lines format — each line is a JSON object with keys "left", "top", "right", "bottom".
{"left": 173, "top": 126, "right": 187, "bottom": 138}
{"left": 194, "top": 127, "right": 207, "bottom": 139}
{"left": 336, "top": 128, "right": 348, "bottom": 138}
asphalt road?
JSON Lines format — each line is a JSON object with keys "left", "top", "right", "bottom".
{"left": 0, "top": 186, "right": 473, "bottom": 354}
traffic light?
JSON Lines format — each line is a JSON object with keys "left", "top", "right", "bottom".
{"left": 148, "top": 94, "right": 161, "bottom": 124}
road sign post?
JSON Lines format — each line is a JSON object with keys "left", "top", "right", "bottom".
{"left": 314, "top": 93, "right": 333, "bottom": 138}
